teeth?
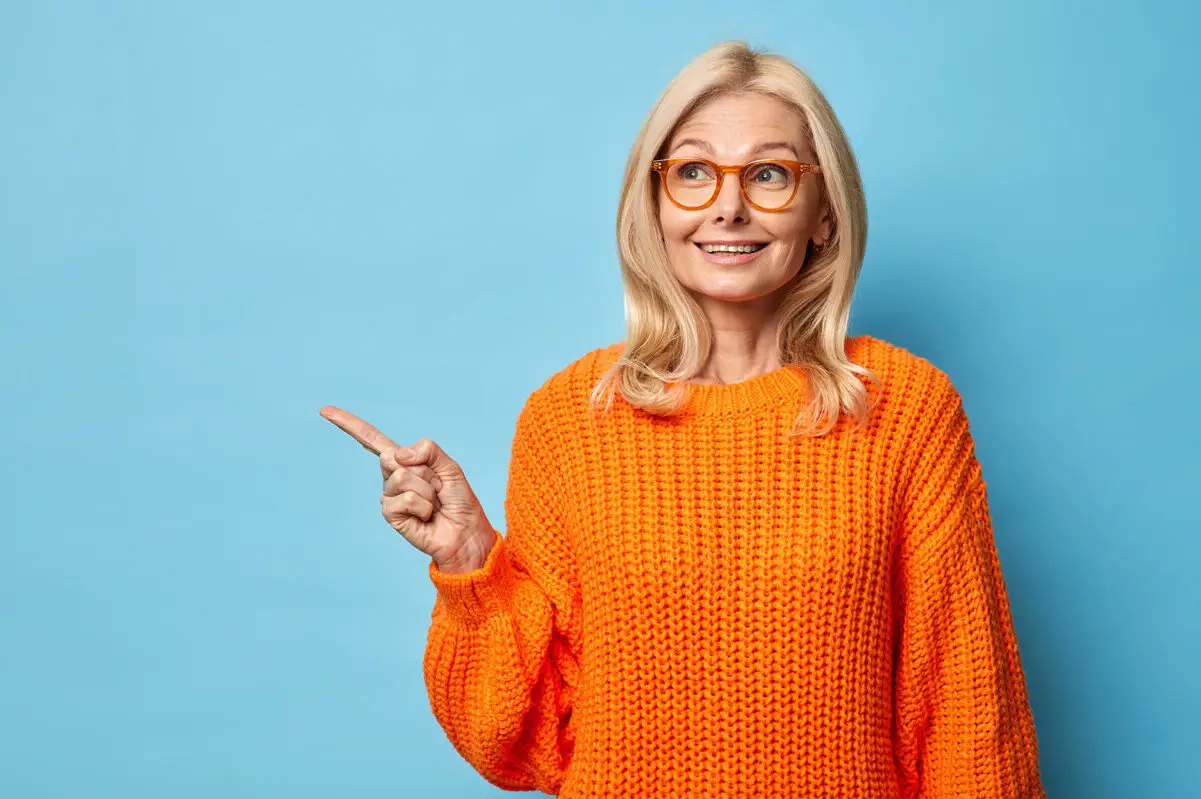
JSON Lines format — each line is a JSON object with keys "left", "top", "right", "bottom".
{"left": 700, "top": 243, "right": 765, "bottom": 253}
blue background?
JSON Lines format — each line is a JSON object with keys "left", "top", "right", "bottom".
{"left": 2, "top": 1, "right": 1198, "bottom": 796}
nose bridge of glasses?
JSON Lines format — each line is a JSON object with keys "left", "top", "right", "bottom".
{"left": 714, "top": 164, "right": 750, "bottom": 206}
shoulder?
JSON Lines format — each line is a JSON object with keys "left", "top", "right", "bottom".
{"left": 518, "top": 340, "right": 625, "bottom": 424}
{"left": 519, "top": 336, "right": 964, "bottom": 423}
{"left": 846, "top": 334, "right": 961, "bottom": 414}
{"left": 850, "top": 337, "right": 977, "bottom": 494}
{"left": 521, "top": 336, "right": 963, "bottom": 416}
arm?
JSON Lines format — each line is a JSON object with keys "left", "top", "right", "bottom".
{"left": 893, "top": 372, "right": 1046, "bottom": 798}
{"left": 422, "top": 392, "right": 582, "bottom": 794}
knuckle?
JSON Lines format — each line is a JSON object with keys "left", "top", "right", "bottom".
{"left": 397, "top": 495, "right": 424, "bottom": 518}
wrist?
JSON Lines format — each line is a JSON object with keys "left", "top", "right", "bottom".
{"left": 434, "top": 528, "right": 496, "bottom": 575}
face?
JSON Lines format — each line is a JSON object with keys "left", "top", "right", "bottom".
{"left": 656, "top": 93, "right": 832, "bottom": 312}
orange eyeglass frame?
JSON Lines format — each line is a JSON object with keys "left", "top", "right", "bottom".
{"left": 650, "top": 158, "right": 822, "bottom": 213}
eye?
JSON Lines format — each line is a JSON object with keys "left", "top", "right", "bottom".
{"left": 673, "top": 161, "right": 716, "bottom": 182}
{"left": 747, "top": 163, "right": 791, "bottom": 184}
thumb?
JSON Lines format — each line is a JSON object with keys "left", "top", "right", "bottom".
{"left": 396, "top": 438, "right": 463, "bottom": 481}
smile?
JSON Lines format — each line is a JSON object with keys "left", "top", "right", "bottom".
{"left": 695, "top": 242, "right": 768, "bottom": 254}
{"left": 694, "top": 241, "right": 770, "bottom": 265}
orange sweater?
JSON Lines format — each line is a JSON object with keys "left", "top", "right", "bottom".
{"left": 424, "top": 336, "right": 1045, "bottom": 798}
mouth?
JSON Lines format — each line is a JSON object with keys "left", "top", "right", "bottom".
{"left": 694, "top": 241, "right": 770, "bottom": 265}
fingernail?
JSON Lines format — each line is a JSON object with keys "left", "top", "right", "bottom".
{"left": 395, "top": 447, "right": 415, "bottom": 460}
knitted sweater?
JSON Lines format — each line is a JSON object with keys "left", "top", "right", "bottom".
{"left": 424, "top": 335, "right": 1045, "bottom": 798}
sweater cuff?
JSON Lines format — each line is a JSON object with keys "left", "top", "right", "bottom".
{"left": 427, "top": 529, "right": 515, "bottom": 627}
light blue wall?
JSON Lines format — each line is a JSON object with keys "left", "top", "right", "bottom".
{"left": 2, "top": 1, "right": 1197, "bottom": 796}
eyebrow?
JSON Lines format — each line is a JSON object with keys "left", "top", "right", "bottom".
{"left": 668, "top": 138, "right": 800, "bottom": 158}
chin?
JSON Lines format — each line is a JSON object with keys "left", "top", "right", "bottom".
{"left": 685, "top": 267, "right": 784, "bottom": 298}
{"left": 687, "top": 280, "right": 779, "bottom": 304}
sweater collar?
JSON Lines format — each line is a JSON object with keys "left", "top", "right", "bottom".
{"left": 680, "top": 363, "right": 809, "bottom": 417}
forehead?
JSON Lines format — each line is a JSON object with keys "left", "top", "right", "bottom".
{"left": 667, "top": 93, "right": 809, "bottom": 158}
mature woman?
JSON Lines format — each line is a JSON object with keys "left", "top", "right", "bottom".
{"left": 322, "top": 41, "right": 1045, "bottom": 798}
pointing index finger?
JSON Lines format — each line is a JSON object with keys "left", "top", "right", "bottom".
{"left": 319, "top": 405, "right": 399, "bottom": 456}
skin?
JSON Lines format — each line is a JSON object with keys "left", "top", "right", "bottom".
{"left": 318, "top": 407, "right": 495, "bottom": 574}
{"left": 321, "top": 92, "right": 833, "bottom": 572}
{"left": 658, "top": 92, "right": 832, "bottom": 385}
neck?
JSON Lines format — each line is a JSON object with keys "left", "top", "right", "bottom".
{"left": 692, "top": 295, "right": 784, "bottom": 385}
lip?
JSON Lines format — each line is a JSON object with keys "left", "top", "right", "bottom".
{"left": 694, "top": 240, "right": 768, "bottom": 245}
{"left": 693, "top": 240, "right": 770, "bottom": 266}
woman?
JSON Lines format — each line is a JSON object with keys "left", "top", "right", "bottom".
{"left": 321, "top": 41, "right": 1046, "bottom": 798}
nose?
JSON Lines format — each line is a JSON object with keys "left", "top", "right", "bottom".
{"left": 711, "top": 171, "right": 749, "bottom": 224}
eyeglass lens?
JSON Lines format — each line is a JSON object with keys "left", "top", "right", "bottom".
{"left": 665, "top": 161, "right": 797, "bottom": 209}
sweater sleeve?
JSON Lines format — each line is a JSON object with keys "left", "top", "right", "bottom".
{"left": 893, "top": 373, "right": 1046, "bottom": 798}
{"left": 421, "top": 391, "right": 582, "bottom": 795}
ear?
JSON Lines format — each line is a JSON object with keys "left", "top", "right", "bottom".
{"left": 812, "top": 199, "right": 834, "bottom": 249}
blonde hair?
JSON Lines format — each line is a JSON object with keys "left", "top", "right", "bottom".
{"left": 590, "top": 40, "right": 879, "bottom": 437}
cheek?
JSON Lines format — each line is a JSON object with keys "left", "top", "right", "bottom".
{"left": 658, "top": 204, "right": 696, "bottom": 244}
{"left": 760, "top": 208, "right": 811, "bottom": 242}
{"left": 759, "top": 212, "right": 813, "bottom": 270}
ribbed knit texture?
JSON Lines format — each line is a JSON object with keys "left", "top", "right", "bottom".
{"left": 424, "top": 335, "right": 1045, "bottom": 798}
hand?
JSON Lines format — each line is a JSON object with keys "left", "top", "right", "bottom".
{"left": 319, "top": 405, "right": 495, "bottom": 572}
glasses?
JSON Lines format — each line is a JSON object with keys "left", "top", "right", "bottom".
{"left": 650, "top": 158, "right": 821, "bottom": 212}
